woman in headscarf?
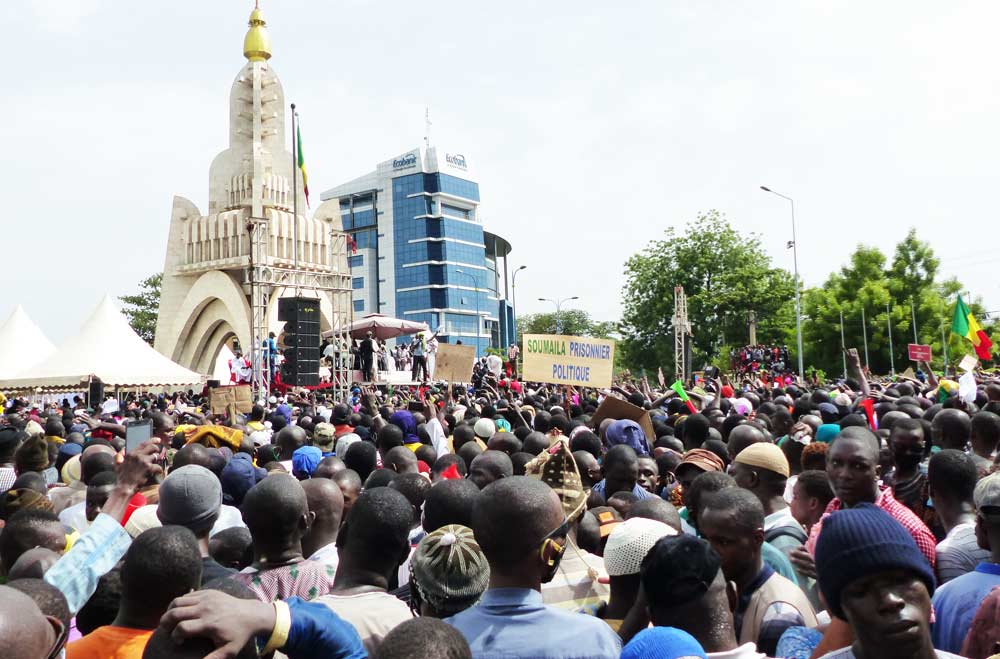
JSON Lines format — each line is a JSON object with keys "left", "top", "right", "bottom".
{"left": 389, "top": 410, "right": 421, "bottom": 450}
{"left": 605, "top": 419, "right": 649, "bottom": 456}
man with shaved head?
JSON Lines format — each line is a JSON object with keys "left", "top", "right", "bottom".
{"left": 233, "top": 474, "right": 336, "bottom": 601}
{"left": 468, "top": 450, "right": 513, "bottom": 490}
{"left": 726, "top": 423, "right": 767, "bottom": 463}
{"left": 0, "top": 585, "right": 64, "bottom": 659}
{"left": 302, "top": 477, "right": 345, "bottom": 571}
{"left": 446, "top": 476, "right": 621, "bottom": 657}
{"left": 383, "top": 446, "right": 419, "bottom": 475}
{"left": 49, "top": 443, "right": 116, "bottom": 514}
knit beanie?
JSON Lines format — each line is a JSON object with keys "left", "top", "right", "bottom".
{"left": 14, "top": 436, "right": 50, "bottom": 474}
{"left": 409, "top": 524, "right": 490, "bottom": 616}
{"left": 620, "top": 627, "right": 708, "bottom": 659}
{"left": 815, "top": 503, "right": 935, "bottom": 619}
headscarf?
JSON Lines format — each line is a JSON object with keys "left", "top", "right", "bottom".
{"left": 606, "top": 419, "right": 649, "bottom": 456}
{"left": 389, "top": 411, "right": 420, "bottom": 444}
{"left": 815, "top": 424, "right": 841, "bottom": 444}
{"left": 184, "top": 425, "right": 244, "bottom": 451}
{"left": 1, "top": 488, "right": 54, "bottom": 521}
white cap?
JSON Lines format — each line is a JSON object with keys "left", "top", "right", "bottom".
{"left": 603, "top": 517, "right": 676, "bottom": 577}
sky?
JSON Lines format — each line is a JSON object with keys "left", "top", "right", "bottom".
{"left": 2, "top": 0, "right": 999, "bottom": 343}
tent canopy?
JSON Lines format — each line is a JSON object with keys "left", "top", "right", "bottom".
{"left": 0, "top": 305, "right": 56, "bottom": 379}
{"left": 348, "top": 313, "right": 430, "bottom": 340}
{"left": 0, "top": 295, "right": 204, "bottom": 392}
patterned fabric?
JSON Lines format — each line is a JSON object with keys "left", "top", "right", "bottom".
{"left": 0, "top": 465, "right": 18, "bottom": 492}
{"left": 234, "top": 559, "right": 336, "bottom": 602}
{"left": 540, "top": 539, "right": 610, "bottom": 611}
{"left": 805, "top": 487, "right": 937, "bottom": 567}
{"left": 776, "top": 626, "right": 822, "bottom": 659}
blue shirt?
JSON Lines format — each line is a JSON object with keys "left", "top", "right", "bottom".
{"left": 931, "top": 561, "right": 1000, "bottom": 653}
{"left": 591, "top": 480, "right": 655, "bottom": 501}
{"left": 446, "top": 587, "right": 621, "bottom": 659}
{"left": 44, "top": 513, "right": 133, "bottom": 616}
{"left": 280, "top": 597, "right": 367, "bottom": 659}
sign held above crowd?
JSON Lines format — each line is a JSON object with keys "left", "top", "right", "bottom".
{"left": 521, "top": 334, "right": 616, "bottom": 388}
{"left": 907, "top": 344, "right": 932, "bottom": 362}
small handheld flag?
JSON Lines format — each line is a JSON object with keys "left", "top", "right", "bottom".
{"left": 670, "top": 381, "right": 698, "bottom": 414}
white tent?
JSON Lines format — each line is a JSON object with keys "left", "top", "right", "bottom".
{"left": 0, "top": 294, "right": 204, "bottom": 391}
{"left": 0, "top": 305, "right": 56, "bottom": 379}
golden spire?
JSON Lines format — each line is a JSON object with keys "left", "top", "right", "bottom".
{"left": 243, "top": 1, "right": 272, "bottom": 62}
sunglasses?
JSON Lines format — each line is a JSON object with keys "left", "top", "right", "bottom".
{"left": 45, "top": 615, "right": 67, "bottom": 659}
{"left": 539, "top": 517, "right": 571, "bottom": 566}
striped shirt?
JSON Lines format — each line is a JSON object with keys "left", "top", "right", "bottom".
{"left": 540, "top": 540, "right": 610, "bottom": 611}
{"left": 936, "top": 522, "right": 992, "bottom": 584}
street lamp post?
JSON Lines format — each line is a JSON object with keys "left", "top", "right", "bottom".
{"left": 512, "top": 265, "right": 527, "bottom": 342}
{"left": 538, "top": 296, "right": 580, "bottom": 334}
{"left": 760, "top": 186, "right": 804, "bottom": 381}
{"left": 455, "top": 268, "right": 482, "bottom": 356}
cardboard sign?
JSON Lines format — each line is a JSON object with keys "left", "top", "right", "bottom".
{"left": 209, "top": 385, "right": 253, "bottom": 415}
{"left": 590, "top": 395, "right": 655, "bottom": 444}
{"left": 959, "top": 354, "right": 979, "bottom": 373}
{"left": 908, "top": 344, "right": 932, "bottom": 362}
{"left": 433, "top": 343, "right": 476, "bottom": 383}
{"left": 521, "top": 334, "right": 616, "bottom": 388}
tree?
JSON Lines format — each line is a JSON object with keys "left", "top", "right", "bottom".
{"left": 120, "top": 273, "right": 162, "bottom": 345}
{"left": 516, "top": 309, "right": 615, "bottom": 340}
{"left": 801, "top": 230, "right": 998, "bottom": 376}
{"left": 618, "top": 210, "right": 796, "bottom": 372}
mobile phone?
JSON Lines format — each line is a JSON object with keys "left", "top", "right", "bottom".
{"left": 125, "top": 419, "right": 153, "bottom": 453}
{"left": 408, "top": 400, "right": 424, "bottom": 413}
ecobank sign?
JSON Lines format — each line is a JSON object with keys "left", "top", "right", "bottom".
{"left": 393, "top": 153, "right": 418, "bottom": 170}
{"left": 445, "top": 153, "right": 467, "bottom": 169}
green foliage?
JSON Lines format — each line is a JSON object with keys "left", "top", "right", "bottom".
{"left": 120, "top": 273, "right": 162, "bottom": 345}
{"left": 618, "top": 210, "right": 796, "bottom": 372}
{"left": 802, "top": 230, "right": 996, "bottom": 375}
{"left": 516, "top": 309, "right": 616, "bottom": 339}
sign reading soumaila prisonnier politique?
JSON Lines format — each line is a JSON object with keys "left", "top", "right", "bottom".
{"left": 522, "top": 334, "right": 616, "bottom": 388}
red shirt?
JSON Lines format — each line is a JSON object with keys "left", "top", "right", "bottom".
{"left": 806, "top": 486, "right": 936, "bottom": 567}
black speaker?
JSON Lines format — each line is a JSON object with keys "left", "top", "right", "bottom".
{"left": 88, "top": 380, "right": 104, "bottom": 407}
{"left": 278, "top": 297, "right": 321, "bottom": 386}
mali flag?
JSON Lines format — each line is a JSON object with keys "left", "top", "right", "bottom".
{"left": 952, "top": 295, "right": 993, "bottom": 360}
{"left": 297, "top": 122, "right": 310, "bottom": 207}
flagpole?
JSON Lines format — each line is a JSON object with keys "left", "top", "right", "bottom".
{"left": 911, "top": 296, "right": 919, "bottom": 345}
{"left": 886, "top": 302, "right": 895, "bottom": 376}
{"left": 291, "top": 103, "right": 299, "bottom": 276}
{"left": 840, "top": 309, "right": 847, "bottom": 379}
{"left": 861, "top": 306, "right": 870, "bottom": 369}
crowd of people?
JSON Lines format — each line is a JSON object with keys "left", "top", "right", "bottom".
{"left": 731, "top": 345, "right": 792, "bottom": 379}
{"left": 2, "top": 347, "right": 1000, "bottom": 658}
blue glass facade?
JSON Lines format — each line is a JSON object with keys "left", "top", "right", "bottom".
{"left": 326, "top": 150, "right": 515, "bottom": 362}
{"left": 391, "top": 173, "right": 493, "bottom": 356}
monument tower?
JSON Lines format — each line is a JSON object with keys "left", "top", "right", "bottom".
{"left": 154, "top": 2, "right": 352, "bottom": 398}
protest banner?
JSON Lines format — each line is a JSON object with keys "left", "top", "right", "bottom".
{"left": 959, "top": 354, "right": 979, "bottom": 373}
{"left": 908, "top": 344, "right": 932, "bottom": 362}
{"left": 590, "top": 395, "right": 655, "bottom": 444}
{"left": 210, "top": 385, "right": 253, "bottom": 415}
{"left": 434, "top": 343, "right": 476, "bottom": 382}
{"left": 521, "top": 334, "right": 616, "bottom": 388}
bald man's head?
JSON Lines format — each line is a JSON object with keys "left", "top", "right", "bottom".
{"left": 473, "top": 476, "right": 563, "bottom": 570}
{"left": 0, "top": 585, "right": 59, "bottom": 659}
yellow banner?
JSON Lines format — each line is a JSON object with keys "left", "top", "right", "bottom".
{"left": 521, "top": 334, "right": 615, "bottom": 388}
